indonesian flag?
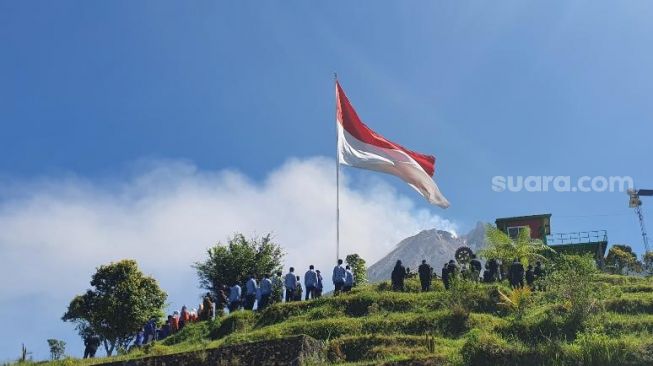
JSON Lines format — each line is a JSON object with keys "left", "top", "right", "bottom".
{"left": 336, "top": 81, "right": 450, "bottom": 208}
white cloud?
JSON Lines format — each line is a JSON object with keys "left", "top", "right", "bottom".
{"left": 0, "top": 156, "right": 455, "bottom": 359}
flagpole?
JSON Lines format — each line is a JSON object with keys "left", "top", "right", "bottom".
{"left": 334, "top": 72, "right": 340, "bottom": 263}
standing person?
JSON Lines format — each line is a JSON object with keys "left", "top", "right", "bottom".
{"left": 143, "top": 317, "right": 157, "bottom": 344}
{"left": 245, "top": 274, "right": 258, "bottom": 310}
{"left": 418, "top": 260, "right": 432, "bottom": 292}
{"left": 391, "top": 260, "right": 406, "bottom": 291}
{"left": 482, "top": 263, "right": 492, "bottom": 283}
{"left": 332, "top": 259, "right": 346, "bottom": 296}
{"left": 179, "top": 306, "right": 190, "bottom": 330}
{"left": 228, "top": 283, "right": 242, "bottom": 312}
{"left": 447, "top": 260, "right": 459, "bottom": 280}
{"left": 315, "top": 270, "right": 324, "bottom": 298}
{"left": 132, "top": 328, "right": 145, "bottom": 350}
{"left": 215, "top": 289, "right": 227, "bottom": 318}
{"left": 525, "top": 265, "right": 535, "bottom": 289}
{"left": 83, "top": 334, "right": 101, "bottom": 359}
{"left": 441, "top": 263, "right": 451, "bottom": 290}
{"left": 284, "top": 267, "right": 297, "bottom": 302}
{"left": 294, "top": 276, "right": 303, "bottom": 301}
{"left": 509, "top": 258, "right": 525, "bottom": 289}
{"left": 259, "top": 273, "right": 273, "bottom": 310}
{"left": 304, "top": 265, "right": 318, "bottom": 300}
{"left": 170, "top": 311, "right": 180, "bottom": 333}
{"left": 344, "top": 266, "right": 354, "bottom": 292}
{"left": 470, "top": 254, "right": 482, "bottom": 282}
{"left": 488, "top": 259, "right": 500, "bottom": 282}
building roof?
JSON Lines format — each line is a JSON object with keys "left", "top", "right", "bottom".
{"left": 495, "top": 214, "right": 552, "bottom": 223}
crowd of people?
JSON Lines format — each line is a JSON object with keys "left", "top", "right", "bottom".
{"left": 83, "top": 256, "right": 545, "bottom": 355}
{"left": 125, "top": 260, "right": 356, "bottom": 350}
{"left": 391, "top": 256, "right": 546, "bottom": 292}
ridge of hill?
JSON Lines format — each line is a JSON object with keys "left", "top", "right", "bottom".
{"left": 30, "top": 273, "right": 653, "bottom": 366}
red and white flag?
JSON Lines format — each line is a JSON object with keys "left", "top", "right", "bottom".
{"left": 336, "top": 81, "right": 450, "bottom": 208}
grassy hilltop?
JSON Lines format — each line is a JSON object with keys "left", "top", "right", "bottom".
{"left": 34, "top": 271, "right": 653, "bottom": 366}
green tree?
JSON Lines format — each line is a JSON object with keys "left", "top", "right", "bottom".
{"left": 605, "top": 245, "right": 642, "bottom": 274}
{"left": 478, "top": 224, "right": 554, "bottom": 266}
{"left": 345, "top": 254, "right": 367, "bottom": 287}
{"left": 46, "top": 339, "right": 66, "bottom": 361}
{"left": 194, "top": 233, "right": 284, "bottom": 297}
{"left": 643, "top": 251, "right": 653, "bottom": 274}
{"left": 62, "top": 260, "right": 167, "bottom": 356}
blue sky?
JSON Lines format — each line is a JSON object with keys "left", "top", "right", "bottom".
{"left": 2, "top": 0, "right": 653, "bottom": 361}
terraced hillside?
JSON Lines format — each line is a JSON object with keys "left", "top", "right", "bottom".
{"left": 33, "top": 273, "right": 653, "bottom": 365}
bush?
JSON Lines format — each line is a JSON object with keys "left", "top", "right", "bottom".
{"left": 209, "top": 311, "right": 255, "bottom": 339}
{"left": 568, "top": 332, "right": 633, "bottom": 366}
{"left": 461, "top": 329, "right": 535, "bottom": 366}
{"left": 161, "top": 321, "right": 211, "bottom": 346}
{"left": 255, "top": 300, "right": 319, "bottom": 327}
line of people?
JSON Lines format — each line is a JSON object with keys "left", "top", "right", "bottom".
{"left": 391, "top": 256, "right": 547, "bottom": 292}
{"left": 129, "top": 260, "right": 359, "bottom": 349}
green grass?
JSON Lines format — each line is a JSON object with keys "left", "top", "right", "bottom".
{"left": 22, "top": 275, "right": 653, "bottom": 366}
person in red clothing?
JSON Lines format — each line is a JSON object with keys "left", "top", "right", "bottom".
{"left": 179, "top": 306, "right": 191, "bottom": 330}
{"left": 170, "top": 311, "right": 179, "bottom": 333}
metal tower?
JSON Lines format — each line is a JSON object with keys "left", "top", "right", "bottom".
{"left": 628, "top": 189, "right": 653, "bottom": 254}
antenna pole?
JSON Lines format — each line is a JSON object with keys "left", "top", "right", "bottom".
{"left": 334, "top": 72, "right": 340, "bottom": 262}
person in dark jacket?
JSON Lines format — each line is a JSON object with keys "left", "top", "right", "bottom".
{"left": 315, "top": 270, "right": 324, "bottom": 298}
{"left": 509, "top": 258, "right": 525, "bottom": 289}
{"left": 441, "top": 263, "right": 451, "bottom": 290}
{"left": 418, "top": 260, "right": 432, "bottom": 292}
{"left": 83, "top": 334, "right": 101, "bottom": 359}
{"left": 525, "top": 264, "right": 535, "bottom": 289}
{"left": 488, "top": 258, "right": 499, "bottom": 282}
{"left": 469, "top": 254, "right": 482, "bottom": 282}
{"left": 391, "top": 260, "right": 406, "bottom": 291}
{"left": 482, "top": 263, "right": 492, "bottom": 283}
{"left": 447, "top": 260, "right": 459, "bottom": 280}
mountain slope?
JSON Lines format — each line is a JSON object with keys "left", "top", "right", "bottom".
{"left": 367, "top": 222, "right": 486, "bottom": 283}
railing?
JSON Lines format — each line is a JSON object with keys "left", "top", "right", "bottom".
{"left": 546, "top": 230, "right": 608, "bottom": 246}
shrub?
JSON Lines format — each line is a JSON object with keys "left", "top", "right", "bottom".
{"left": 569, "top": 332, "right": 631, "bottom": 365}
{"left": 255, "top": 301, "right": 319, "bottom": 327}
{"left": 162, "top": 321, "right": 211, "bottom": 346}
{"left": 461, "top": 329, "right": 534, "bottom": 366}
{"left": 209, "top": 311, "right": 255, "bottom": 339}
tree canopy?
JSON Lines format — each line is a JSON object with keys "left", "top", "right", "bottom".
{"left": 62, "top": 259, "right": 167, "bottom": 356}
{"left": 194, "top": 233, "right": 284, "bottom": 297}
{"left": 346, "top": 253, "right": 367, "bottom": 287}
{"left": 605, "top": 244, "right": 642, "bottom": 274}
{"left": 478, "top": 224, "right": 554, "bottom": 266}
